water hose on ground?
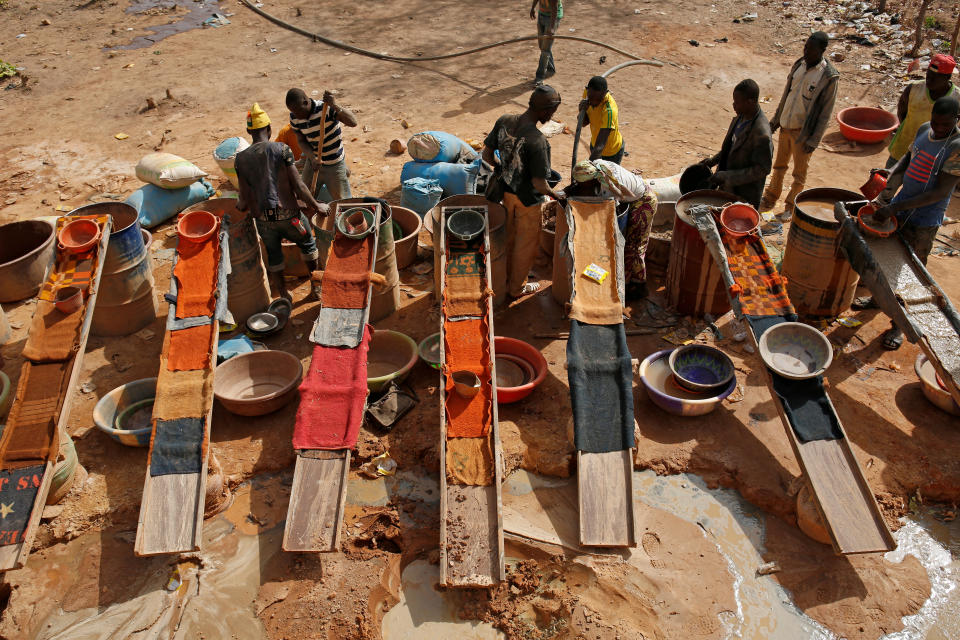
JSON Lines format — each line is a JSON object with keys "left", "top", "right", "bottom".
{"left": 240, "top": 0, "right": 665, "bottom": 67}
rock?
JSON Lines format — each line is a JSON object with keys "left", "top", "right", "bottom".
{"left": 830, "top": 51, "right": 845, "bottom": 62}
{"left": 389, "top": 139, "right": 406, "bottom": 155}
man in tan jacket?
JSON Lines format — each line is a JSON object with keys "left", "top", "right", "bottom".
{"left": 761, "top": 32, "right": 839, "bottom": 222}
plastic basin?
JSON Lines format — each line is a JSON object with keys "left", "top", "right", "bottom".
{"left": 493, "top": 336, "right": 548, "bottom": 404}
{"left": 367, "top": 330, "right": 419, "bottom": 392}
{"left": 857, "top": 203, "right": 897, "bottom": 237}
{"left": 447, "top": 208, "right": 485, "bottom": 242}
{"left": 178, "top": 210, "right": 218, "bottom": 243}
{"left": 836, "top": 107, "right": 899, "bottom": 144}
{"left": 639, "top": 350, "right": 736, "bottom": 416}
{"left": 214, "top": 350, "right": 303, "bottom": 416}
{"left": 337, "top": 207, "right": 376, "bottom": 239}
{"left": 93, "top": 377, "right": 157, "bottom": 447}
{"left": 720, "top": 203, "right": 760, "bottom": 236}
{"left": 668, "top": 344, "right": 735, "bottom": 393}
{"left": 915, "top": 353, "right": 960, "bottom": 416}
{"left": 0, "top": 370, "right": 11, "bottom": 419}
{"left": 418, "top": 332, "right": 442, "bottom": 370}
{"left": 58, "top": 218, "right": 101, "bottom": 254}
{"left": 758, "top": 322, "right": 833, "bottom": 379}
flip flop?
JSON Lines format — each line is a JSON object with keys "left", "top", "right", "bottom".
{"left": 881, "top": 327, "right": 903, "bottom": 351}
{"left": 510, "top": 281, "right": 542, "bottom": 300}
{"left": 851, "top": 296, "right": 878, "bottom": 310}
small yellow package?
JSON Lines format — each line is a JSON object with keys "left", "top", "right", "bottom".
{"left": 582, "top": 263, "right": 608, "bottom": 284}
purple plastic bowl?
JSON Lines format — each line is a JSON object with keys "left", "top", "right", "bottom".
{"left": 639, "top": 349, "right": 737, "bottom": 417}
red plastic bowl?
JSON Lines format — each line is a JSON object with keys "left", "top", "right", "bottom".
{"left": 836, "top": 107, "right": 899, "bottom": 144}
{"left": 178, "top": 210, "right": 218, "bottom": 243}
{"left": 720, "top": 203, "right": 759, "bottom": 236}
{"left": 58, "top": 218, "right": 101, "bottom": 254}
{"left": 493, "top": 336, "right": 548, "bottom": 404}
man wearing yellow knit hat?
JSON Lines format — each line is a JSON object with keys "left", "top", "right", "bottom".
{"left": 235, "top": 103, "right": 329, "bottom": 301}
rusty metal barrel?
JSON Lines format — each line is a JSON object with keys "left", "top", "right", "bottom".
{"left": 183, "top": 198, "right": 270, "bottom": 326}
{"left": 665, "top": 190, "right": 737, "bottom": 317}
{"left": 68, "top": 202, "right": 158, "bottom": 337}
{"left": 428, "top": 195, "right": 507, "bottom": 307}
{"left": 781, "top": 188, "right": 862, "bottom": 316}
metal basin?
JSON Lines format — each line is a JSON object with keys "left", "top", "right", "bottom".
{"left": 0, "top": 219, "right": 56, "bottom": 302}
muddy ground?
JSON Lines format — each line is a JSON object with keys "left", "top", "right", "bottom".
{"left": 2, "top": 0, "right": 960, "bottom": 637}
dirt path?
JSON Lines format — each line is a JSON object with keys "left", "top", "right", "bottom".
{"left": 1, "top": 0, "right": 960, "bottom": 637}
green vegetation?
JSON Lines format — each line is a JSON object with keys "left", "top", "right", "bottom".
{"left": 0, "top": 60, "right": 18, "bottom": 79}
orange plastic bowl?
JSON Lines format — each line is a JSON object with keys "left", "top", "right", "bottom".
{"left": 58, "top": 219, "right": 101, "bottom": 254}
{"left": 494, "top": 336, "right": 548, "bottom": 404}
{"left": 857, "top": 203, "right": 898, "bottom": 237}
{"left": 836, "top": 107, "right": 899, "bottom": 144}
{"left": 177, "top": 210, "right": 218, "bottom": 243}
{"left": 720, "top": 203, "right": 760, "bottom": 236}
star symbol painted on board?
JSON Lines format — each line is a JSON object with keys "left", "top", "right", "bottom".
{"left": 0, "top": 503, "right": 13, "bottom": 519}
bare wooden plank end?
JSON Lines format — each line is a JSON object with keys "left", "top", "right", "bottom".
{"left": 577, "top": 450, "right": 636, "bottom": 547}
{"left": 282, "top": 450, "right": 350, "bottom": 552}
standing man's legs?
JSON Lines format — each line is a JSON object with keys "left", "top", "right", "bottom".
{"left": 503, "top": 192, "right": 543, "bottom": 297}
{"left": 256, "top": 214, "right": 322, "bottom": 301}
{"left": 256, "top": 217, "right": 292, "bottom": 301}
{"left": 781, "top": 140, "right": 813, "bottom": 220}
{"left": 535, "top": 13, "right": 557, "bottom": 82}
{"left": 623, "top": 191, "right": 657, "bottom": 299}
{"left": 761, "top": 128, "right": 798, "bottom": 210}
{"left": 317, "top": 159, "right": 352, "bottom": 201}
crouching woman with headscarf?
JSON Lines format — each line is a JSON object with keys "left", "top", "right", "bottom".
{"left": 566, "top": 159, "right": 657, "bottom": 300}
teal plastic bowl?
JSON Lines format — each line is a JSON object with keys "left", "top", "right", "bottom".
{"left": 418, "top": 332, "right": 442, "bottom": 370}
{"left": 367, "top": 330, "right": 419, "bottom": 392}
{"left": 0, "top": 370, "right": 11, "bottom": 419}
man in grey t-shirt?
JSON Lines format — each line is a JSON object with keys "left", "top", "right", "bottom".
{"left": 235, "top": 103, "right": 328, "bottom": 301}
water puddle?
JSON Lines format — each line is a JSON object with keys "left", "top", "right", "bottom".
{"left": 108, "top": 0, "right": 225, "bottom": 51}
{"left": 20, "top": 470, "right": 960, "bottom": 639}
{"left": 632, "top": 470, "right": 960, "bottom": 640}
{"left": 381, "top": 560, "right": 503, "bottom": 640}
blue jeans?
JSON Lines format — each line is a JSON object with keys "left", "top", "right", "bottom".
{"left": 301, "top": 156, "right": 352, "bottom": 201}
{"left": 256, "top": 212, "right": 319, "bottom": 272}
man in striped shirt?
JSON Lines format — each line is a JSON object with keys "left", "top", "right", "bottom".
{"left": 866, "top": 96, "right": 960, "bottom": 350}
{"left": 286, "top": 88, "right": 358, "bottom": 201}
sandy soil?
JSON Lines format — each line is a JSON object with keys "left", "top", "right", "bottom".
{"left": 1, "top": 0, "right": 960, "bottom": 637}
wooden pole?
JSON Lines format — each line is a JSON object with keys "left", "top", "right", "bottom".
{"left": 911, "top": 0, "right": 933, "bottom": 57}
{"left": 950, "top": 5, "right": 960, "bottom": 58}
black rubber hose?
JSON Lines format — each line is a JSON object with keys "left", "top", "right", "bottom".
{"left": 239, "top": 0, "right": 664, "bottom": 66}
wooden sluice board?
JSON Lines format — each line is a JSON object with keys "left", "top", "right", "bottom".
{"left": 693, "top": 211, "right": 894, "bottom": 554}
{"left": 0, "top": 217, "right": 112, "bottom": 571}
{"left": 439, "top": 205, "right": 505, "bottom": 587}
{"left": 565, "top": 197, "right": 637, "bottom": 549}
{"left": 744, "top": 322, "right": 895, "bottom": 554}
{"left": 282, "top": 203, "right": 381, "bottom": 553}
{"left": 835, "top": 205, "right": 960, "bottom": 410}
{"left": 135, "top": 224, "right": 226, "bottom": 557}
{"left": 577, "top": 449, "right": 637, "bottom": 547}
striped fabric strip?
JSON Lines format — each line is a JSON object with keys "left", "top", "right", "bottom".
{"left": 290, "top": 99, "right": 344, "bottom": 165}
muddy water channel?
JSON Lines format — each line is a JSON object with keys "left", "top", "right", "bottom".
{"left": 11, "top": 470, "right": 959, "bottom": 639}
